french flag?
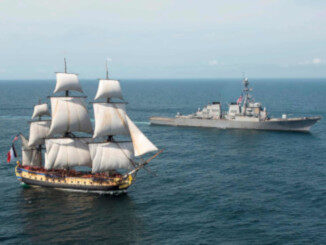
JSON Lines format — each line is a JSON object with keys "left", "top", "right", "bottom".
{"left": 7, "top": 144, "right": 17, "bottom": 163}
{"left": 7, "top": 135, "right": 19, "bottom": 163}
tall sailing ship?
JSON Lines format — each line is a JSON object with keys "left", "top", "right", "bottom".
{"left": 15, "top": 60, "right": 161, "bottom": 194}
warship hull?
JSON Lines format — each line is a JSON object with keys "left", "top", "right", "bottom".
{"left": 15, "top": 164, "right": 133, "bottom": 194}
{"left": 150, "top": 116, "right": 321, "bottom": 132}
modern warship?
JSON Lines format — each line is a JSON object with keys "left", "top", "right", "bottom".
{"left": 150, "top": 78, "right": 321, "bottom": 132}
{"left": 14, "top": 60, "right": 161, "bottom": 194}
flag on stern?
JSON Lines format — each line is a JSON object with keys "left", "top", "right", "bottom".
{"left": 6, "top": 135, "right": 19, "bottom": 163}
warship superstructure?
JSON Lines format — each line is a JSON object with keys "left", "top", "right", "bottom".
{"left": 150, "top": 78, "right": 321, "bottom": 132}
{"left": 15, "top": 60, "right": 161, "bottom": 194}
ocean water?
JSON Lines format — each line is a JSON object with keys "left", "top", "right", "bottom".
{"left": 0, "top": 79, "right": 325, "bottom": 244}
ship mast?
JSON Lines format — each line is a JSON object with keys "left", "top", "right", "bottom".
{"left": 106, "top": 61, "right": 113, "bottom": 141}
{"left": 23, "top": 101, "right": 51, "bottom": 167}
{"left": 106, "top": 59, "right": 109, "bottom": 80}
{"left": 37, "top": 99, "right": 43, "bottom": 164}
{"left": 90, "top": 61, "right": 159, "bottom": 173}
{"left": 63, "top": 59, "right": 71, "bottom": 158}
{"left": 106, "top": 60, "right": 111, "bottom": 104}
{"left": 44, "top": 60, "right": 93, "bottom": 170}
{"left": 242, "top": 78, "right": 251, "bottom": 115}
{"left": 91, "top": 63, "right": 127, "bottom": 138}
{"left": 64, "top": 58, "right": 69, "bottom": 97}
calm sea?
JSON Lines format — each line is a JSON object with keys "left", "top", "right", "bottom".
{"left": 0, "top": 79, "right": 325, "bottom": 244}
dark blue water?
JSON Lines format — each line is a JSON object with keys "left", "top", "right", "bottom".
{"left": 0, "top": 79, "right": 325, "bottom": 244}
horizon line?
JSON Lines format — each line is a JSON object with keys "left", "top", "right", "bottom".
{"left": 0, "top": 77, "right": 325, "bottom": 81}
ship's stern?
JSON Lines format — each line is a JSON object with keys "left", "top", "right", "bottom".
{"left": 15, "top": 162, "right": 23, "bottom": 182}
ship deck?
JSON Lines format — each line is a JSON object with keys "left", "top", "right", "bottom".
{"left": 150, "top": 116, "right": 321, "bottom": 122}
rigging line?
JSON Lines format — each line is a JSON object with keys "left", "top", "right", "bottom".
{"left": 110, "top": 103, "right": 138, "bottom": 168}
{"left": 116, "top": 141, "right": 138, "bottom": 169}
{"left": 138, "top": 156, "right": 157, "bottom": 176}
{"left": 143, "top": 165, "right": 157, "bottom": 177}
{"left": 125, "top": 150, "right": 163, "bottom": 177}
{"left": 112, "top": 103, "right": 130, "bottom": 134}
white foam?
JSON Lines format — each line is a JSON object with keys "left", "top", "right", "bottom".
{"left": 134, "top": 121, "right": 150, "bottom": 125}
{"left": 54, "top": 187, "right": 127, "bottom": 195}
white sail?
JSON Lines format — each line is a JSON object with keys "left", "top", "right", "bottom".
{"left": 28, "top": 120, "right": 51, "bottom": 147}
{"left": 93, "top": 103, "right": 129, "bottom": 138}
{"left": 54, "top": 73, "right": 83, "bottom": 94}
{"left": 22, "top": 148, "right": 42, "bottom": 166}
{"left": 126, "top": 115, "right": 158, "bottom": 157}
{"left": 44, "top": 152, "right": 48, "bottom": 167}
{"left": 89, "top": 142, "right": 134, "bottom": 172}
{"left": 20, "top": 134, "right": 42, "bottom": 166}
{"left": 48, "top": 97, "right": 93, "bottom": 136}
{"left": 31, "top": 103, "right": 50, "bottom": 119}
{"left": 44, "top": 151, "right": 55, "bottom": 170}
{"left": 94, "top": 79, "right": 123, "bottom": 100}
{"left": 20, "top": 134, "right": 29, "bottom": 148}
{"left": 44, "top": 138, "right": 92, "bottom": 169}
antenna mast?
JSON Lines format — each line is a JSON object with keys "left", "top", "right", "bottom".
{"left": 242, "top": 78, "right": 250, "bottom": 115}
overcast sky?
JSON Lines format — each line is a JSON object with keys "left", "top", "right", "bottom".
{"left": 0, "top": 0, "right": 326, "bottom": 79}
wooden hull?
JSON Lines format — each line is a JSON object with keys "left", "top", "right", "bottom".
{"left": 15, "top": 165, "right": 133, "bottom": 194}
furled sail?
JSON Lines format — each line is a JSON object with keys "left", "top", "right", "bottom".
{"left": 89, "top": 142, "right": 134, "bottom": 172}
{"left": 28, "top": 120, "right": 51, "bottom": 147}
{"left": 31, "top": 103, "right": 50, "bottom": 119}
{"left": 93, "top": 103, "right": 129, "bottom": 138}
{"left": 126, "top": 115, "right": 158, "bottom": 157}
{"left": 48, "top": 97, "right": 93, "bottom": 136}
{"left": 45, "top": 138, "right": 92, "bottom": 169}
{"left": 94, "top": 79, "right": 123, "bottom": 100}
{"left": 54, "top": 73, "right": 83, "bottom": 94}
{"left": 20, "top": 134, "right": 42, "bottom": 166}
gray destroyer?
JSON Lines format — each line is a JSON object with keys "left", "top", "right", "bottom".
{"left": 150, "top": 78, "right": 321, "bottom": 132}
